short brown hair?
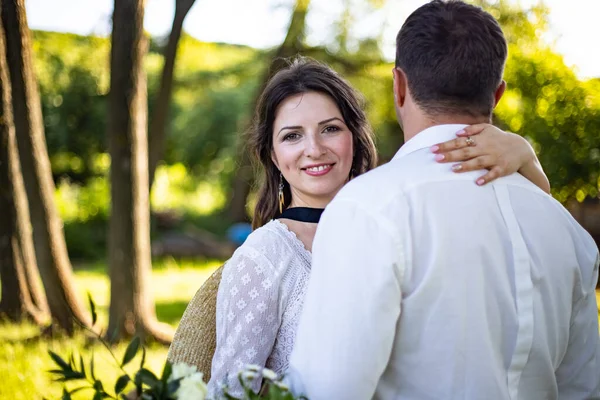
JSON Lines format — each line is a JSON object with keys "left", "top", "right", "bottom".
{"left": 395, "top": 0, "right": 507, "bottom": 117}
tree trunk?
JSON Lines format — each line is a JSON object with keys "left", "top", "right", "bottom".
{"left": 227, "top": 0, "right": 311, "bottom": 222}
{"left": 148, "top": 0, "right": 197, "bottom": 190}
{"left": 107, "top": 0, "right": 173, "bottom": 344}
{"left": 0, "top": 19, "right": 44, "bottom": 322}
{"left": 1, "top": 0, "right": 88, "bottom": 333}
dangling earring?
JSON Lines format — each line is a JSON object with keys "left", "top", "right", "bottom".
{"left": 278, "top": 172, "right": 285, "bottom": 214}
{"left": 349, "top": 168, "right": 355, "bottom": 180}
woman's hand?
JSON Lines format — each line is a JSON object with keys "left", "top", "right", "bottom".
{"left": 430, "top": 124, "right": 550, "bottom": 193}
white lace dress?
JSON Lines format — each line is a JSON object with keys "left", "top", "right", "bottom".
{"left": 207, "top": 219, "right": 311, "bottom": 397}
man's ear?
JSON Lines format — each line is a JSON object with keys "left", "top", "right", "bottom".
{"left": 393, "top": 67, "right": 407, "bottom": 108}
{"left": 493, "top": 80, "right": 507, "bottom": 107}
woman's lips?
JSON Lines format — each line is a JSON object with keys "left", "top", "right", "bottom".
{"left": 302, "top": 163, "right": 334, "bottom": 176}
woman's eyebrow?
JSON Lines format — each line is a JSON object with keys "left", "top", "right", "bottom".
{"left": 277, "top": 117, "right": 343, "bottom": 135}
{"left": 278, "top": 125, "right": 303, "bottom": 135}
{"left": 318, "top": 117, "right": 343, "bottom": 125}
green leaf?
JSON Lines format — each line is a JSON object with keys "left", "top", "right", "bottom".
{"left": 160, "top": 360, "right": 172, "bottom": 383}
{"left": 79, "top": 355, "right": 86, "bottom": 378}
{"left": 93, "top": 392, "right": 103, "bottom": 400}
{"left": 135, "top": 368, "right": 159, "bottom": 388}
{"left": 121, "top": 336, "right": 141, "bottom": 367}
{"left": 62, "top": 388, "right": 72, "bottom": 400}
{"left": 93, "top": 380, "right": 104, "bottom": 392}
{"left": 90, "top": 353, "right": 96, "bottom": 381}
{"left": 166, "top": 379, "right": 181, "bottom": 396}
{"left": 68, "top": 387, "right": 89, "bottom": 396}
{"left": 48, "top": 351, "right": 71, "bottom": 371}
{"left": 47, "top": 368, "right": 65, "bottom": 375}
{"left": 87, "top": 292, "right": 98, "bottom": 326}
{"left": 56, "top": 370, "right": 86, "bottom": 381}
{"left": 139, "top": 346, "right": 146, "bottom": 369}
{"left": 114, "top": 374, "right": 130, "bottom": 395}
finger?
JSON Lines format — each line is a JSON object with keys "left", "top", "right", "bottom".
{"left": 476, "top": 166, "right": 504, "bottom": 186}
{"left": 451, "top": 155, "right": 495, "bottom": 173}
{"left": 435, "top": 146, "right": 480, "bottom": 163}
{"left": 456, "top": 123, "right": 491, "bottom": 137}
{"left": 432, "top": 136, "right": 475, "bottom": 154}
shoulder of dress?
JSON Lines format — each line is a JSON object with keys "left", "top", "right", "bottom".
{"left": 225, "top": 221, "right": 296, "bottom": 275}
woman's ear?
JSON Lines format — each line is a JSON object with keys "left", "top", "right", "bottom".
{"left": 271, "top": 150, "right": 279, "bottom": 170}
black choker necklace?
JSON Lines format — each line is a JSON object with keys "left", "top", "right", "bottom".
{"left": 277, "top": 207, "right": 324, "bottom": 223}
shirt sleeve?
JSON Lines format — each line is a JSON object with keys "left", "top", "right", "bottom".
{"left": 556, "top": 254, "right": 600, "bottom": 397}
{"left": 287, "top": 198, "right": 405, "bottom": 400}
{"left": 208, "top": 248, "right": 282, "bottom": 397}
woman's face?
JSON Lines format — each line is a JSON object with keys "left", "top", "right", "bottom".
{"left": 272, "top": 91, "right": 354, "bottom": 208}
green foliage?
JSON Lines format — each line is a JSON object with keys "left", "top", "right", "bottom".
{"left": 33, "top": 31, "right": 109, "bottom": 183}
{"left": 31, "top": 0, "right": 600, "bottom": 231}
{"left": 477, "top": 0, "right": 600, "bottom": 203}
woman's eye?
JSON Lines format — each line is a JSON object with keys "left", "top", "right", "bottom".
{"left": 283, "top": 132, "right": 300, "bottom": 141}
{"left": 323, "top": 125, "right": 341, "bottom": 133}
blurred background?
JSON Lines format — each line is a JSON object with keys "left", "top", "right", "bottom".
{"left": 1, "top": 0, "right": 599, "bottom": 398}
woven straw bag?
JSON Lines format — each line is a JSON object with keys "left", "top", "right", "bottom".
{"left": 167, "top": 265, "right": 224, "bottom": 381}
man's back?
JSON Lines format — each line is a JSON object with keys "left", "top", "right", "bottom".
{"left": 288, "top": 125, "right": 600, "bottom": 399}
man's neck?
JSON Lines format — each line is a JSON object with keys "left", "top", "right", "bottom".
{"left": 402, "top": 114, "right": 492, "bottom": 143}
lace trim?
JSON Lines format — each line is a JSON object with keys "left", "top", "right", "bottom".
{"left": 270, "top": 219, "right": 312, "bottom": 269}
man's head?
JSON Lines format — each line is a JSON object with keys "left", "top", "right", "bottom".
{"left": 393, "top": 0, "right": 507, "bottom": 133}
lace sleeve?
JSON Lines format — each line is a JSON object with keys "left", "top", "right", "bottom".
{"left": 208, "top": 246, "right": 282, "bottom": 397}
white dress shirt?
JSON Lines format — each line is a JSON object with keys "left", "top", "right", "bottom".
{"left": 288, "top": 124, "right": 600, "bottom": 400}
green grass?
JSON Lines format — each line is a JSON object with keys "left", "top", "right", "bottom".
{"left": 1, "top": 263, "right": 599, "bottom": 400}
{"left": 0, "top": 259, "right": 221, "bottom": 400}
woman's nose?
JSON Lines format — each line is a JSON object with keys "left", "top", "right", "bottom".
{"left": 304, "top": 135, "right": 326, "bottom": 158}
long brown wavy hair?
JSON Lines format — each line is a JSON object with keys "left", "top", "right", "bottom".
{"left": 248, "top": 57, "right": 378, "bottom": 229}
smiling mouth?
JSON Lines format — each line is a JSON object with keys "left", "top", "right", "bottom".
{"left": 301, "top": 163, "right": 335, "bottom": 175}
{"left": 305, "top": 164, "right": 332, "bottom": 172}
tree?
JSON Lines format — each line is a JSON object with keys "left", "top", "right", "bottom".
{"left": 148, "top": 0, "right": 197, "bottom": 190}
{"left": 0, "top": 16, "right": 47, "bottom": 323}
{"left": 1, "top": 0, "right": 90, "bottom": 333}
{"left": 227, "top": 0, "right": 311, "bottom": 222}
{"left": 107, "top": 0, "right": 173, "bottom": 343}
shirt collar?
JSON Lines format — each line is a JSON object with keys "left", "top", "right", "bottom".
{"left": 392, "top": 124, "right": 468, "bottom": 161}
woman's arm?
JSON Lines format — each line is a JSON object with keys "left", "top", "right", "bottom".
{"left": 208, "top": 250, "right": 281, "bottom": 397}
{"left": 431, "top": 124, "right": 551, "bottom": 193}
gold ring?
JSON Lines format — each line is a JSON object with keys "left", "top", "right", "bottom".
{"left": 465, "top": 136, "right": 475, "bottom": 147}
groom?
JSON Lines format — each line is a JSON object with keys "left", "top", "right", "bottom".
{"left": 287, "top": 1, "right": 600, "bottom": 399}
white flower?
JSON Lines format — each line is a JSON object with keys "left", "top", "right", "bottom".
{"left": 244, "top": 364, "right": 262, "bottom": 372}
{"left": 175, "top": 373, "right": 208, "bottom": 400}
{"left": 261, "top": 368, "right": 277, "bottom": 381}
{"left": 168, "top": 363, "right": 208, "bottom": 400}
{"left": 274, "top": 380, "right": 290, "bottom": 391}
{"left": 169, "top": 363, "right": 198, "bottom": 381}
{"left": 240, "top": 369, "right": 257, "bottom": 381}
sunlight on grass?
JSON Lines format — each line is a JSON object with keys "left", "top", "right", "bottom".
{"left": 1, "top": 264, "right": 598, "bottom": 400}
{"left": 0, "top": 324, "right": 170, "bottom": 400}
{"left": 0, "top": 260, "right": 220, "bottom": 400}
